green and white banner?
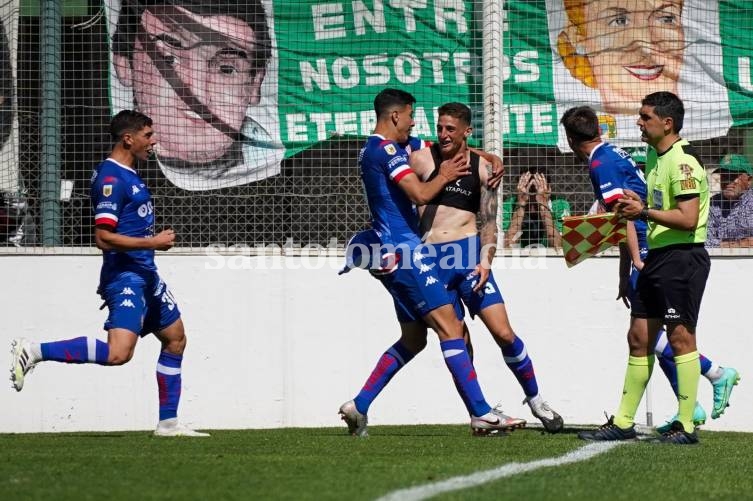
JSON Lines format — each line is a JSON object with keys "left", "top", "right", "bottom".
{"left": 274, "top": 0, "right": 478, "bottom": 155}
{"left": 106, "top": 1, "right": 753, "bottom": 189}
{"left": 276, "top": 0, "right": 753, "bottom": 151}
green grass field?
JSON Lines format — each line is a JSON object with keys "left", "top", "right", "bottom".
{"left": 2, "top": 425, "right": 752, "bottom": 500}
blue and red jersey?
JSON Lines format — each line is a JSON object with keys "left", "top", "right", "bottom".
{"left": 359, "top": 134, "right": 421, "bottom": 248}
{"left": 401, "top": 135, "right": 430, "bottom": 155}
{"left": 90, "top": 158, "right": 157, "bottom": 285}
{"left": 589, "top": 142, "right": 648, "bottom": 250}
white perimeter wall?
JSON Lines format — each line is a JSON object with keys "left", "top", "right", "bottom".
{"left": 1, "top": 254, "right": 751, "bottom": 433}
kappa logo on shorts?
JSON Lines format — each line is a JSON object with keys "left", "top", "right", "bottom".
{"left": 418, "top": 262, "right": 435, "bottom": 274}
{"left": 425, "top": 276, "right": 439, "bottom": 286}
{"left": 119, "top": 299, "right": 135, "bottom": 308}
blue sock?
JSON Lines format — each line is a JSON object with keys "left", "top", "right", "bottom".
{"left": 699, "top": 354, "right": 712, "bottom": 375}
{"left": 354, "top": 341, "right": 415, "bottom": 414}
{"left": 157, "top": 351, "right": 183, "bottom": 421}
{"left": 40, "top": 337, "right": 109, "bottom": 364}
{"left": 655, "top": 332, "right": 679, "bottom": 396}
{"left": 655, "top": 329, "right": 712, "bottom": 391}
{"left": 441, "top": 338, "right": 491, "bottom": 417}
{"left": 501, "top": 335, "right": 539, "bottom": 398}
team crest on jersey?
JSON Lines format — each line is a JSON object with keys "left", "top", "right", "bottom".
{"left": 384, "top": 144, "right": 397, "bottom": 155}
{"left": 103, "top": 184, "right": 112, "bottom": 197}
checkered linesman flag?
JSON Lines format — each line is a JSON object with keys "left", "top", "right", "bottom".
{"left": 561, "top": 213, "right": 627, "bottom": 268}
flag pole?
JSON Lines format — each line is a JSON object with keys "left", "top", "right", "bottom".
{"left": 645, "top": 375, "right": 653, "bottom": 427}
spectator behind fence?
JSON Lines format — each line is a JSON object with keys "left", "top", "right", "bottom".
{"left": 502, "top": 168, "right": 570, "bottom": 248}
{"left": 706, "top": 154, "right": 753, "bottom": 248}
{"left": 111, "top": 0, "right": 283, "bottom": 191}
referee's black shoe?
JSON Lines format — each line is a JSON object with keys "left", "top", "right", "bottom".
{"left": 578, "top": 415, "right": 637, "bottom": 441}
{"left": 658, "top": 421, "right": 699, "bottom": 445}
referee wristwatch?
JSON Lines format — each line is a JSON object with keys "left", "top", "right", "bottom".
{"left": 639, "top": 207, "right": 650, "bottom": 222}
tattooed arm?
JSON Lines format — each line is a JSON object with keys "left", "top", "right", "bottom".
{"left": 473, "top": 157, "right": 498, "bottom": 292}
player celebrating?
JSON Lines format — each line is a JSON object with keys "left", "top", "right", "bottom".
{"left": 10, "top": 110, "right": 208, "bottom": 437}
{"left": 339, "top": 88, "right": 510, "bottom": 436}
{"left": 410, "top": 102, "right": 563, "bottom": 432}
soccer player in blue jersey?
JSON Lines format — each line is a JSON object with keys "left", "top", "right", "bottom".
{"left": 10, "top": 110, "right": 208, "bottom": 437}
{"left": 560, "top": 105, "right": 739, "bottom": 440}
{"left": 339, "top": 89, "right": 510, "bottom": 436}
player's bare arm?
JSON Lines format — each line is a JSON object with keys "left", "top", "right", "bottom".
{"left": 625, "top": 221, "right": 642, "bottom": 268}
{"left": 474, "top": 158, "right": 498, "bottom": 291}
{"left": 95, "top": 226, "right": 176, "bottom": 252}
{"left": 408, "top": 147, "right": 435, "bottom": 181}
{"left": 469, "top": 148, "right": 504, "bottom": 188}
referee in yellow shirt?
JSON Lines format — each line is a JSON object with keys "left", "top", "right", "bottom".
{"left": 616, "top": 91, "right": 710, "bottom": 444}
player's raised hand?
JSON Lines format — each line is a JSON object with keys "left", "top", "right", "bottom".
{"left": 438, "top": 153, "right": 471, "bottom": 182}
{"left": 152, "top": 228, "right": 176, "bottom": 251}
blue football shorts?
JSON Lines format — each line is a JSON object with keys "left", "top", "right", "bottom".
{"left": 377, "top": 245, "right": 456, "bottom": 323}
{"left": 433, "top": 236, "right": 505, "bottom": 317}
{"left": 101, "top": 271, "right": 181, "bottom": 336}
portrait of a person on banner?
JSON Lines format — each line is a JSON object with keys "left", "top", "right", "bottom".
{"left": 547, "top": 0, "right": 731, "bottom": 148}
{"left": 107, "top": 0, "right": 284, "bottom": 191}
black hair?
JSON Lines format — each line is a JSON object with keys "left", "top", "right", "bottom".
{"left": 642, "top": 91, "right": 684, "bottom": 133}
{"left": 560, "top": 106, "right": 600, "bottom": 143}
{"left": 110, "top": 109, "right": 153, "bottom": 141}
{"left": 111, "top": 0, "right": 271, "bottom": 74}
{"left": 373, "top": 88, "right": 416, "bottom": 119}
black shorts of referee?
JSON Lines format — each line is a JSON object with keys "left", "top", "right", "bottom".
{"left": 637, "top": 243, "right": 710, "bottom": 328}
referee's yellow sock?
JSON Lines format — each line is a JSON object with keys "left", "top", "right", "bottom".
{"left": 674, "top": 351, "right": 701, "bottom": 432}
{"left": 613, "top": 355, "right": 654, "bottom": 429}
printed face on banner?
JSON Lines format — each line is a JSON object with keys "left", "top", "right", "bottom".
{"left": 558, "top": 0, "right": 684, "bottom": 115}
{"left": 109, "top": 1, "right": 284, "bottom": 191}
{"left": 548, "top": 0, "right": 731, "bottom": 149}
